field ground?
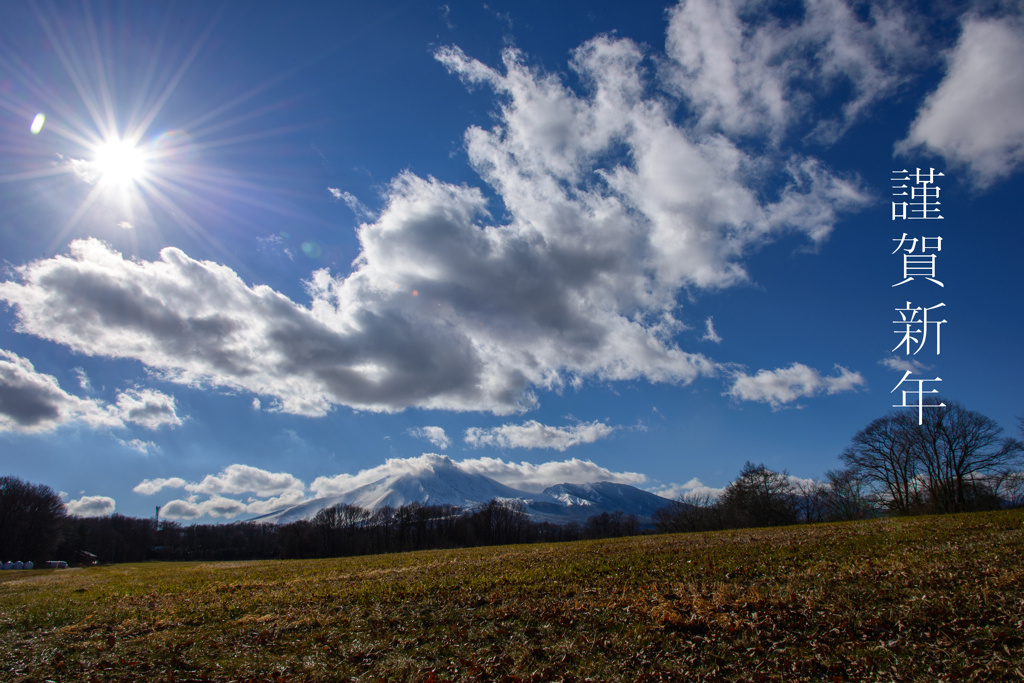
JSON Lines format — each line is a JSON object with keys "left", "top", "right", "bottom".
{"left": 1, "top": 510, "right": 1023, "bottom": 682}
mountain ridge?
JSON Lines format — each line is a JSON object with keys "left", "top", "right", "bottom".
{"left": 248, "top": 455, "right": 671, "bottom": 525}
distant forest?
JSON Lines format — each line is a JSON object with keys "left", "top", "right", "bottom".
{"left": 2, "top": 398, "right": 1021, "bottom": 566}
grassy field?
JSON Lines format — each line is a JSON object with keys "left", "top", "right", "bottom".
{"left": 1, "top": 510, "right": 1022, "bottom": 682}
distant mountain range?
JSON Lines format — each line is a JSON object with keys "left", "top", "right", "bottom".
{"left": 249, "top": 455, "right": 672, "bottom": 525}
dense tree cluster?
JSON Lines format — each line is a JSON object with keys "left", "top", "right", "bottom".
{"left": 0, "top": 476, "right": 66, "bottom": 564}
{"left": 46, "top": 499, "right": 606, "bottom": 564}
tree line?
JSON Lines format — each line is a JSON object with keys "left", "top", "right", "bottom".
{"left": 1, "top": 485, "right": 643, "bottom": 565}
{"left": 3, "top": 398, "right": 1021, "bottom": 565}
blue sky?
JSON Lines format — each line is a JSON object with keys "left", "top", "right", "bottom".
{"left": 1, "top": 0, "right": 1022, "bottom": 521}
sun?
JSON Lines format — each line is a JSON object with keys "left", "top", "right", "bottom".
{"left": 93, "top": 137, "right": 147, "bottom": 187}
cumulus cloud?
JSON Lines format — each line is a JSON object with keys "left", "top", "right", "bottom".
{"left": 464, "top": 420, "right": 615, "bottom": 451}
{"left": 160, "top": 495, "right": 249, "bottom": 520}
{"left": 65, "top": 495, "right": 115, "bottom": 517}
{"left": 137, "top": 465, "right": 308, "bottom": 520}
{"left": 897, "top": 16, "right": 1024, "bottom": 187}
{"left": 1, "top": 13, "right": 872, "bottom": 417}
{"left": 727, "top": 362, "right": 865, "bottom": 408}
{"left": 649, "top": 477, "right": 725, "bottom": 500}
{"left": 137, "top": 462, "right": 303, "bottom": 494}
{"left": 408, "top": 426, "right": 451, "bottom": 449}
{"left": 115, "top": 388, "right": 182, "bottom": 429}
{"left": 311, "top": 453, "right": 645, "bottom": 497}
{"left": 183, "top": 464, "right": 305, "bottom": 497}
{"left": 0, "top": 349, "right": 121, "bottom": 433}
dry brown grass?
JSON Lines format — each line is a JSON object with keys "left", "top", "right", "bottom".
{"left": 2, "top": 510, "right": 1022, "bottom": 682}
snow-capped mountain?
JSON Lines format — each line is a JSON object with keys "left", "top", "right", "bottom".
{"left": 248, "top": 455, "right": 671, "bottom": 525}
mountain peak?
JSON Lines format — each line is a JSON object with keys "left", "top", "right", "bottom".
{"left": 251, "top": 462, "right": 670, "bottom": 525}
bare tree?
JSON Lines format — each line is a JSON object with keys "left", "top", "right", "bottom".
{"left": 914, "top": 399, "right": 1023, "bottom": 513}
{"left": 792, "top": 478, "right": 830, "bottom": 524}
{"left": 822, "top": 468, "right": 874, "bottom": 521}
{"left": 653, "top": 491, "right": 724, "bottom": 533}
{"left": 840, "top": 411, "right": 923, "bottom": 515}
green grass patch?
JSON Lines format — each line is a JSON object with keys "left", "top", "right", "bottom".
{"left": 2, "top": 510, "right": 1023, "bottom": 682}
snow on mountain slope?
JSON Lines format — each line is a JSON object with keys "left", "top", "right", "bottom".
{"left": 248, "top": 454, "right": 671, "bottom": 525}
{"left": 541, "top": 481, "right": 671, "bottom": 516}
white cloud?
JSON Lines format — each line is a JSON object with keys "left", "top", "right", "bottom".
{"left": 241, "top": 489, "right": 308, "bottom": 516}
{"left": 310, "top": 452, "right": 645, "bottom": 497}
{"left": 1, "top": 17, "right": 872, "bottom": 417}
{"left": 456, "top": 455, "right": 645, "bottom": 493}
{"left": 329, "top": 188, "right": 375, "bottom": 219}
{"left": 726, "top": 362, "right": 865, "bottom": 408}
{"left": 74, "top": 367, "right": 92, "bottom": 391}
{"left": 665, "top": 0, "right": 921, "bottom": 142}
{"left": 0, "top": 349, "right": 122, "bottom": 433}
{"left": 63, "top": 155, "right": 99, "bottom": 184}
{"left": 140, "top": 454, "right": 647, "bottom": 518}
{"left": 133, "top": 477, "right": 187, "bottom": 495}
{"left": 183, "top": 464, "right": 305, "bottom": 497}
{"left": 897, "top": 16, "right": 1024, "bottom": 187}
{"left": 701, "top": 316, "right": 722, "bottom": 343}
{"left": 408, "top": 426, "right": 451, "bottom": 449}
{"left": 464, "top": 419, "right": 615, "bottom": 451}
{"left": 118, "top": 438, "right": 158, "bottom": 454}
{"left": 115, "top": 388, "right": 182, "bottom": 429}
{"left": 140, "top": 465, "right": 308, "bottom": 520}
{"left": 252, "top": 397, "right": 261, "bottom": 410}
{"left": 160, "top": 495, "right": 249, "bottom": 520}
{"left": 648, "top": 477, "right": 725, "bottom": 500}
{"left": 879, "top": 356, "right": 930, "bottom": 374}
{"left": 256, "top": 234, "right": 296, "bottom": 261}
{"left": 65, "top": 495, "right": 115, "bottom": 517}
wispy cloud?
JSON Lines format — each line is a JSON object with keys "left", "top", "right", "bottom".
{"left": 701, "top": 316, "right": 722, "bottom": 344}
{"left": 328, "top": 188, "right": 375, "bottom": 219}
{"left": 879, "top": 356, "right": 930, "bottom": 374}
{"left": 118, "top": 438, "right": 158, "bottom": 454}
